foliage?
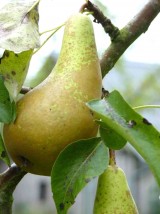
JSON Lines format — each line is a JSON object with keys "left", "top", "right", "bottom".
{"left": 0, "top": 50, "right": 33, "bottom": 99}
{"left": 51, "top": 138, "right": 108, "bottom": 214}
{"left": 0, "top": 75, "right": 16, "bottom": 124}
{"left": 87, "top": 90, "right": 160, "bottom": 186}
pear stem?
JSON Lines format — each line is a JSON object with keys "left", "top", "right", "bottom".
{"left": 109, "top": 149, "right": 116, "bottom": 166}
{"left": 0, "top": 164, "right": 27, "bottom": 214}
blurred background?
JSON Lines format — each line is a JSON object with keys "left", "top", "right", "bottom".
{"left": 1, "top": 0, "right": 160, "bottom": 213}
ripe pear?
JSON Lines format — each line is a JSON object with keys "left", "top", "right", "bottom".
{"left": 94, "top": 165, "right": 139, "bottom": 214}
{"left": 3, "top": 13, "right": 102, "bottom": 176}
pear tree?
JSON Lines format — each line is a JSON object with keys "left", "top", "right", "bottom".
{"left": 0, "top": 0, "right": 160, "bottom": 214}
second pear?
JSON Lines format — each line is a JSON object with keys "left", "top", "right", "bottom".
{"left": 94, "top": 165, "right": 139, "bottom": 214}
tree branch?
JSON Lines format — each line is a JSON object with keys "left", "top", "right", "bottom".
{"left": 0, "top": 164, "right": 27, "bottom": 214}
{"left": 100, "top": 0, "right": 160, "bottom": 77}
{"left": 84, "top": 0, "right": 160, "bottom": 77}
{"left": 84, "top": 1, "right": 120, "bottom": 41}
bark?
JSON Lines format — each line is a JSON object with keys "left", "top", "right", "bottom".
{"left": 0, "top": 164, "right": 26, "bottom": 214}
{"left": 83, "top": 0, "right": 160, "bottom": 77}
{"left": 99, "top": 0, "right": 160, "bottom": 77}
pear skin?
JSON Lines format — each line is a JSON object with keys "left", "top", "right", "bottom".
{"left": 94, "top": 165, "right": 139, "bottom": 214}
{"left": 3, "top": 13, "right": 102, "bottom": 176}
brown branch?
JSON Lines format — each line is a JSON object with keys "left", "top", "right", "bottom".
{"left": 100, "top": 0, "right": 160, "bottom": 77}
{"left": 81, "top": 1, "right": 120, "bottom": 41}
{"left": 82, "top": 0, "right": 160, "bottom": 77}
{"left": 0, "top": 164, "right": 27, "bottom": 214}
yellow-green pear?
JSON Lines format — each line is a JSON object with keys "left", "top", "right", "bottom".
{"left": 3, "top": 13, "right": 102, "bottom": 176}
{"left": 94, "top": 165, "right": 139, "bottom": 214}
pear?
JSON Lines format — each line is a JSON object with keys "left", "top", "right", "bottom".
{"left": 3, "top": 13, "right": 102, "bottom": 176}
{"left": 94, "top": 165, "right": 139, "bottom": 214}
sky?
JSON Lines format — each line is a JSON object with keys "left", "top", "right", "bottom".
{"left": 1, "top": 0, "right": 160, "bottom": 78}
{"left": 37, "top": 0, "right": 160, "bottom": 64}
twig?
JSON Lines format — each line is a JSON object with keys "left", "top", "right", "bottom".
{"left": 0, "top": 164, "right": 27, "bottom": 214}
{"left": 81, "top": 1, "right": 119, "bottom": 41}
{"left": 101, "top": 87, "right": 109, "bottom": 99}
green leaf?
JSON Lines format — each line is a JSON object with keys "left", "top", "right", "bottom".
{"left": 87, "top": 90, "right": 160, "bottom": 186}
{"left": 51, "top": 137, "right": 109, "bottom": 214}
{"left": 0, "top": 50, "right": 33, "bottom": 99}
{"left": 0, "top": 134, "right": 10, "bottom": 166}
{"left": 0, "top": 75, "right": 16, "bottom": 123}
{"left": 0, "top": 0, "right": 40, "bottom": 52}
{"left": 98, "top": 121, "right": 127, "bottom": 150}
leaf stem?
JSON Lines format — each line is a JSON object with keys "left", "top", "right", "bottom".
{"left": 33, "top": 23, "right": 65, "bottom": 55}
{"left": 28, "top": 0, "right": 40, "bottom": 13}
{"left": 39, "top": 24, "right": 64, "bottom": 36}
{"left": 133, "top": 105, "right": 160, "bottom": 110}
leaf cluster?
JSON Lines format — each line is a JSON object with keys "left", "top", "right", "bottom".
{"left": 51, "top": 90, "right": 160, "bottom": 213}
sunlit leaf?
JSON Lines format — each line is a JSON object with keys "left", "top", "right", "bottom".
{"left": 0, "top": 75, "right": 16, "bottom": 123}
{"left": 51, "top": 137, "right": 109, "bottom": 214}
{"left": 87, "top": 90, "right": 160, "bottom": 186}
{"left": 0, "top": 50, "right": 33, "bottom": 99}
{"left": 0, "top": 133, "right": 10, "bottom": 166}
{"left": 0, "top": 0, "right": 40, "bottom": 52}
